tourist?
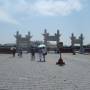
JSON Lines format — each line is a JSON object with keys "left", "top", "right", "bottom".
{"left": 42, "top": 47, "right": 47, "bottom": 62}
{"left": 11, "top": 47, "right": 16, "bottom": 57}
{"left": 38, "top": 48, "right": 42, "bottom": 62}
{"left": 18, "top": 48, "right": 22, "bottom": 57}
{"left": 12, "top": 48, "right": 16, "bottom": 57}
{"left": 38, "top": 47, "right": 47, "bottom": 62}
{"left": 30, "top": 46, "right": 35, "bottom": 60}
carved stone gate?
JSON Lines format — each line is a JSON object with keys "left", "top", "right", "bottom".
{"left": 15, "top": 31, "right": 32, "bottom": 51}
{"left": 43, "top": 29, "right": 61, "bottom": 48}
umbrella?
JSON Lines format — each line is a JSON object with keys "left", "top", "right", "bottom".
{"left": 10, "top": 47, "right": 16, "bottom": 50}
{"left": 38, "top": 44, "right": 46, "bottom": 48}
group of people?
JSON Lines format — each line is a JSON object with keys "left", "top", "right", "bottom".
{"left": 11, "top": 47, "right": 16, "bottom": 57}
{"left": 11, "top": 47, "right": 22, "bottom": 57}
{"left": 30, "top": 46, "right": 47, "bottom": 62}
{"left": 11, "top": 46, "right": 47, "bottom": 62}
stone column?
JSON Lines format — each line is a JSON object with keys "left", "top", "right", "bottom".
{"left": 56, "top": 30, "right": 60, "bottom": 45}
{"left": 15, "top": 31, "right": 21, "bottom": 52}
{"left": 71, "top": 33, "right": 76, "bottom": 55}
{"left": 27, "top": 32, "right": 32, "bottom": 51}
{"left": 79, "top": 34, "right": 84, "bottom": 54}
{"left": 71, "top": 33, "right": 75, "bottom": 47}
{"left": 43, "top": 29, "right": 48, "bottom": 47}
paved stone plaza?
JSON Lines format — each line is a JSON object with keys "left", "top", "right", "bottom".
{"left": 0, "top": 53, "right": 90, "bottom": 90}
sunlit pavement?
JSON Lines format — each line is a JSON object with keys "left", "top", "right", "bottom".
{"left": 0, "top": 53, "right": 90, "bottom": 90}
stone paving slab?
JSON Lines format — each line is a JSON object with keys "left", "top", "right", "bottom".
{"left": 0, "top": 53, "right": 90, "bottom": 90}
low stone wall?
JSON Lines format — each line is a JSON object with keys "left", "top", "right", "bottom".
{"left": 0, "top": 48, "right": 12, "bottom": 54}
{"left": 84, "top": 48, "right": 90, "bottom": 53}
{"left": 60, "top": 48, "right": 73, "bottom": 53}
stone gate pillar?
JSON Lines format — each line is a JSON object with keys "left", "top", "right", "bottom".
{"left": 43, "top": 29, "right": 49, "bottom": 46}
{"left": 56, "top": 30, "right": 60, "bottom": 45}
{"left": 79, "top": 34, "right": 84, "bottom": 53}
{"left": 26, "top": 32, "right": 32, "bottom": 51}
{"left": 15, "top": 31, "right": 21, "bottom": 51}
{"left": 70, "top": 33, "right": 76, "bottom": 54}
{"left": 71, "top": 33, "right": 75, "bottom": 48}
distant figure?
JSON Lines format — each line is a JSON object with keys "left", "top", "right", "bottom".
{"left": 12, "top": 48, "right": 16, "bottom": 57}
{"left": 38, "top": 47, "right": 47, "bottom": 62}
{"left": 30, "top": 47, "right": 35, "bottom": 60}
{"left": 18, "top": 48, "right": 22, "bottom": 57}
{"left": 42, "top": 47, "right": 47, "bottom": 62}
{"left": 38, "top": 48, "right": 42, "bottom": 62}
{"left": 72, "top": 48, "right": 76, "bottom": 55}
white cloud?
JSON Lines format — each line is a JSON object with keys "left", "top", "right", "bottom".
{"left": 0, "top": 9, "right": 19, "bottom": 25}
{"left": 9, "top": 0, "right": 28, "bottom": 13}
{"left": 30, "top": 0, "right": 82, "bottom": 16}
{"left": 0, "top": 0, "right": 83, "bottom": 24}
{"left": 0, "top": 0, "right": 30, "bottom": 24}
{"left": 0, "top": 0, "right": 83, "bottom": 16}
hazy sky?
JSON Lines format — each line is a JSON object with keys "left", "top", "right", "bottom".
{"left": 0, "top": 0, "right": 90, "bottom": 45}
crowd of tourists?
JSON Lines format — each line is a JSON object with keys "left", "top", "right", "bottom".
{"left": 11, "top": 45, "right": 47, "bottom": 62}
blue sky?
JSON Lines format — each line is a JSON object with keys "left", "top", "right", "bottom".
{"left": 0, "top": 0, "right": 90, "bottom": 45}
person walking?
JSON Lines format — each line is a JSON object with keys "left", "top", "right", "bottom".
{"left": 38, "top": 47, "right": 47, "bottom": 62}
{"left": 30, "top": 47, "right": 35, "bottom": 60}
{"left": 12, "top": 47, "right": 16, "bottom": 57}
{"left": 42, "top": 47, "right": 47, "bottom": 62}
{"left": 18, "top": 48, "right": 22, "bottom": 57}
{"left": 38, "top": 48, "right": 42, "bottom": 62}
